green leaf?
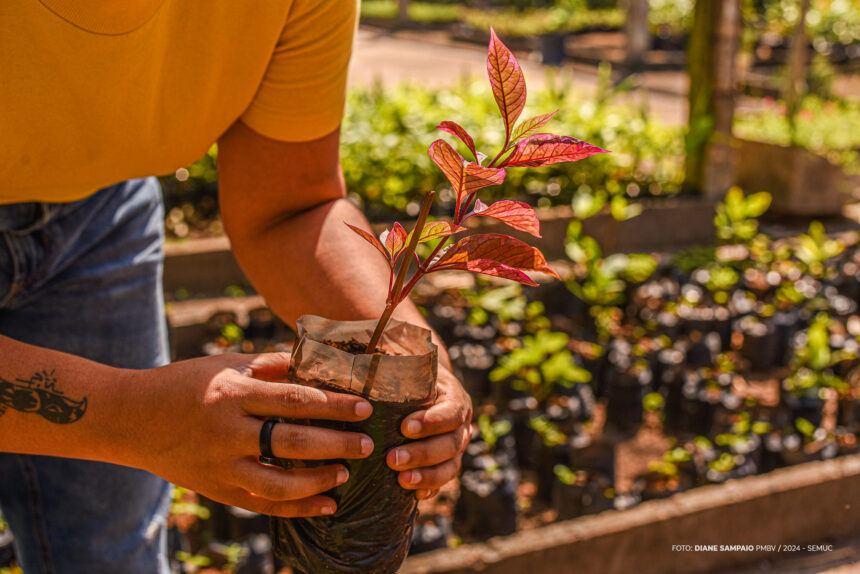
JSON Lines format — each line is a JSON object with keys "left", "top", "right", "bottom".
{"left": 724, "top": 187, "right": 746, "bottom": 222}
{"left": 510, "top": 110, "right": 558, "bottom": 143}
{"left": 610, "top": 195, "right": 643, "bottom": 221}
{"left": 744, "top": 191, "right": 772, "bottom": 218}
{"left": 571, "top": 190, "right": 607, "bottom": 219}
{"left": 554, "top": 464, "right": 577, "bottom": 485}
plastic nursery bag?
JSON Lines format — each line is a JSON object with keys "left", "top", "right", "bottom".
{"left": 271, "top": 315, "right": 437, "bottom": 574}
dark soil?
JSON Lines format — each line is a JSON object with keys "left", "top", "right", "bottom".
{"left": 321, "top": 338, "right": 391, "bottom": 356}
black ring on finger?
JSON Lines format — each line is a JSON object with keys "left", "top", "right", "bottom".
{"left": 259, "top": 418, "right": 278, "bottom": 463}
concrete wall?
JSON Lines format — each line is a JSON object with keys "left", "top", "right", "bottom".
{"left": 402, "top": 454, "right": 860, "bottom": 574}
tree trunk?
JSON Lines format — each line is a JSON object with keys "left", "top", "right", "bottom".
{"left": 398, "top": 0, "right": 411, "bottom": 24}
{"left": 624, "top": 0, "right": 651, "bottom": 72}
{"left": 785, "top": 0, "right": 810, "bottom": 145}
{"left": 684, "top": 0, "right": 742, "bottom": 199}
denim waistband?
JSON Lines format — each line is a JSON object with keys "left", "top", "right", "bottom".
{"left": 0, "top": 200, "right": 72, "bottom": 235}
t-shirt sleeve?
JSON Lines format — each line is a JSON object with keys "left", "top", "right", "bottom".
{"left": 240, "top": 0, "right": 357, "bottom": 142}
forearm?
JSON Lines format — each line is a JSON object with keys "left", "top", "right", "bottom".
{"left": 227, "top": 198, "right": 451, "bottom": 367}
{"left": 0, "top": 335, "right": 144, "bottom": 466}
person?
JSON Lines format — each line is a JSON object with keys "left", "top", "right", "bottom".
{"left": 0, "top": 1, "right": 472, "bottom": 572}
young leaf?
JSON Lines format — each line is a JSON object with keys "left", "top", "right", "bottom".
{"left": 345, "top": 222, "right": 390, "bottom": 267}
{"left": 487, "top": 27, "right": 527, "bottom": 144}
{"left": 744, "top": 191, "right": 772, "bottom": 218}
{"left": 416, "top": 220, "right": 467, "bottom": 243}
{"left": 437, "top": 121, "right": 479, "bottom": 162}
{"left": 502, "top": 134, "right": 608, "bottom": 168}
{"left": 468, "top": 199, "right": 541, "bottom": 237}
{"left": 433, "top": 233, "right": 560, "bottom": 285}
{"left": 510, "top": 110, "right": 558, "bottom": 143}
{"left": 609, "top": 195, "right": 643, "bottom": 221}
{"left": 384, "top": 222, "right": 408, "bottom": 260}
{"left": 428, "top": 140, "right": 506, "bottom": 215}
{"left": 571, "top": 189, "right": 608, "bottom": 219}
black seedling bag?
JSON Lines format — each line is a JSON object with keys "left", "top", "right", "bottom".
{"left": 271, "top": 316, "right": 437, "bottom": 574}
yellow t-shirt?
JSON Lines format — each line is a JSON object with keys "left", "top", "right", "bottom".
{"left": 0, "top": 0, "right": 357, "bottom": 204}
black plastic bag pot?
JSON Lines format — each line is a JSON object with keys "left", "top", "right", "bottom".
{"left": 271, "top": 316, "right": 437, "bottom": 574}
{"left": 783, "top": 388, "right": 825, "bottom": 428}
{"left": 454, "top": 457, "right": 519, "bottom": 540}
{"left": 553, "top": 481, "right": 584, "bottom": 520}
{"left": 604, "top": 365, "right": 652, "bottom": 437}
{"left": 449, "top": 341, "right": 495, "bottom": 401}
{"left": 760, "top": 432, "right": 786, "bottom": 473}
{"left": 578, "top": 471, "right": 615, "bottom": 515}
{"left": 736, "top": 316, "right": 779, "bottom": 372}
{"left": 409, "top": 515, "right": 452, "bottom": 555}
{"left": 539, "top": 33, "right": 566, "bottom": 66}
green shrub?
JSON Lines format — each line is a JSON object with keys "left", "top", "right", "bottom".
{"left": 169, "top": 72, "right": 685, "bottom": 224}
{"left": 341, "top": 70, "right": 684, "bottom": 218}
{"left": 460, "top": 6, "right": 624, "bottom": 37}
{"left": 734, "top": 96, "right": 860, "bottom": 172}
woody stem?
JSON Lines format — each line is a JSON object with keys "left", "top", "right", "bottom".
{"left": 366, "top": 191, "right": 436, "bottom": 354}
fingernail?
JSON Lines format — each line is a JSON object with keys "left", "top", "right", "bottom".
{"left": 406, "top": 420, "right": 422, "bottom": 436}
{"left": 337, "top": 468, "right": 349, "bottom": 484}
{"left": 407, "top": 470, "right": 422, "bottom": 485}
{"left": 355, "top": 401, "right": 372, "bottom": 418}
{"left": 361, "top": 437, "right": 374, "bottom": 455}
{"left": 321, "top": 506, "right": 335, "bottom": 515}
{"left": 394, "top": 448, "right": 410, "bottom": 467}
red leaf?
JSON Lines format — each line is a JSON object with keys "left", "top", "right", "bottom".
{"left": 510, "top": 110, "right": 558, "bottom": 142}
{"left": 383, "top": 222, "right": 408, "bottom": 261}
{"left": 433, "top": 233, "right": 559, "bottom": 285}
{"left": 345, "top": 222, "right": 390, "bottom": 267}
{"left": 469, "top": 199, "right": 541, "bottom": 238}
{"left": 437, "top": 258, "right": 538, "bottom": 286}
{"left": 502, "top": 134, "right": 609, "bottom": 168}
{"left": 437, "top": 121, "right": 479, "bottom": 162}
{"left": 415, "top": 220, "right": 466, "bottom": 243}
{"left": 487, "top": 27, "right": 527, "bottom": 144}
{"left": 428, "top": 140, "right": 506, "bottom": 216}
{"left": 428, "top": 139, "right": 465, "bottom": 193}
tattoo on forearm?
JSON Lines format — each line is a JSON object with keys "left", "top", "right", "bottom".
{"left": 0, "top": 369, "right": 87, "bottom": 424}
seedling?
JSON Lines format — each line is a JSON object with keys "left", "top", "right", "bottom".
{"left": 346, "top": 29, "right": 607, "bottom": 353}
{"left": 477, "top": 414, "right": 512, "bottom": 448}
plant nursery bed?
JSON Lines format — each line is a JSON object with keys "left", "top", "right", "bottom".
{"left": 166, "top": 294, "right": 272, "bottom": 360}
{"left": 161, "top": 199, "right": 718, "bottom": 299}
{"left": 164, "top": 236, "right": 248, "bottom": 298}
{"left": 401, "top": 454, "right": 860, "bottom": 574}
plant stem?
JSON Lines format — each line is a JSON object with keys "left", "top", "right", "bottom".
{"left": 366, "top": 191, "right": 436, "bottom": 354}
{"left": 488, "top": 142, "right": 515, "bottom": 168}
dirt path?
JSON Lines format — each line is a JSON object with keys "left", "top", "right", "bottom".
{"left": 350, "top": 26, "right": 858, "bottom": 128}
{"left": 349, "top": 26, "right": 691, "bottom": 125}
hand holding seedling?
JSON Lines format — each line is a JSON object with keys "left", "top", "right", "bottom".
{"left": 127, "top": 352, "right": 376, "bottom": 517}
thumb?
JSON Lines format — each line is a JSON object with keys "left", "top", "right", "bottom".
{"left": 239, "top": 352, "right": 292, "bottom": 382}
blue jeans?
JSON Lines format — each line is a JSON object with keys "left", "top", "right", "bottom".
{"left": 0, "top": 178, "right": 172, "bottom": 573}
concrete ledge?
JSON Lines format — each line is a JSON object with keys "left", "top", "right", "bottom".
{"left": 468, "top": 198, "right": 717, "bottom": 259}
{"left": 166, "top": 295, "right": 266, "bottom": 360}
{"left": 164, "top": 236, "right": 246, "bottom": 297}
{"left": 161, "top": 199, "right": 717, "bottom": 296}
{"left": 402, "top": 454, "right": 860, "bottom": 574}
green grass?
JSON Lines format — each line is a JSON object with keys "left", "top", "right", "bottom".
{"left": 460, "top": 7, "right": 624, "bottom": 37}
{"left": 361, "top": 1, "right": 461, "bottom": 23}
